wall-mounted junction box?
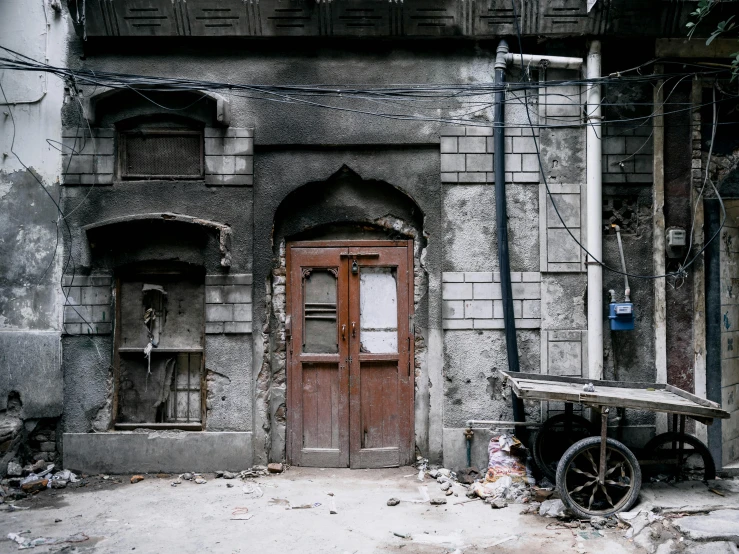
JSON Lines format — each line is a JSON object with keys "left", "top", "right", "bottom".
{"left": 609, "top": 302, "right": 635, "bottom": 331}
{"left": 666, "top": 228, "right": 686, "bottom": 259}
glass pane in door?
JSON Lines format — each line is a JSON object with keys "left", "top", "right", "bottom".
{"left": 303, "top": 269, "right": 338, "bottom": 353}
{"left": 359, "top": 267, "right": 398, "bottom": 353}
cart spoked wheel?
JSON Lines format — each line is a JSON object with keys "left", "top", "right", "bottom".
{"left": 534, "top": 413, "right": 598, "bottom": 481}
{"left": 642, "top": 432, "right": 716, "bottom": 482}
{"left": 556, "top": 437, "right": 642, "bottom": 519}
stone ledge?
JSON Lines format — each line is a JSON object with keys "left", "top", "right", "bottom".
{"left": 63, "top": 431, "right": 253, "bottom": 474}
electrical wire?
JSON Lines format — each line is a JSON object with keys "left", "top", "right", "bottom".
{"left": 508, "top": 2, "right": 727, "bottom": 280}
{"left": 1, "top": 39, "right": 733, "bottom": 283}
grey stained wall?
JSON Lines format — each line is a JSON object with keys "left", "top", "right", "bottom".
{"left": 0, "top": 0, "right": 69, "bottom": 474}
{"left": 51, "top": 31, "right": 666, "bottom": 471}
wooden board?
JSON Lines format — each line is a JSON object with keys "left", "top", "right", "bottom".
{"left": 500, "top": 371, "right": 730, "bottom": 421}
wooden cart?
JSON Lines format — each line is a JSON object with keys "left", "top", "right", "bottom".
{"left": 499, "top": 371, "right": 730, "bottom": 518}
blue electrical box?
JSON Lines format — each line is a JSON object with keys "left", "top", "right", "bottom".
{"left": 609, "top": 302, "right": 635, "bottom": 331}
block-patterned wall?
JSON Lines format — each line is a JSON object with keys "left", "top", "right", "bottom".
{"left": 602, "top": 124, "right": 653, "bottom": 184}
{"left": 205, "top": 274, "right": 253, "bottom": 334}
{"left": 61, "top": 127, "right": 254, "bottom": 187}
{"left": 440, "top": 125, "right": 540, "bottom": 185}
{"left": 204, "top": 128, "right": 254, "bottom": 186}
{"left": 62, "top": 274, "right": 113, "bottom": 334}
{"left": 62, "top": 128, "right": 115, "bottom": 185}
{"left": 441, "top": 271, "right": 541, "bottom": 329}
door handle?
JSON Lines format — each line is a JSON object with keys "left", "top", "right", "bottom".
{"left": 351, "top": 321, "right": 356, "bottom": 338}
{"left": 341, "top": 324, "right": 346, "bottom": 341}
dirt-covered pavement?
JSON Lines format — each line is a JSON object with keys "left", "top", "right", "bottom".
{"left": 0, "top": 467, "right": 645, "bottom": 554}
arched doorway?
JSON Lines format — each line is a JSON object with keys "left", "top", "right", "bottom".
{"left": 267, "top": 166, "right": 426, "bottom": 468}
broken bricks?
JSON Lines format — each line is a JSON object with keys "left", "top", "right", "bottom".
{"left": 267, "top": 463, "right": 284, "bottom": 474}
{"left": 130, "top": 475, "right": 145, "bottom": 484}
{"left": 21, "top": 479, "right": 48, "bottom": 493}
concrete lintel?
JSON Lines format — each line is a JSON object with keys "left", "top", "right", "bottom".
{"left": 656, "top": 38, "right": 739, "bottom": 59}
{"left": 83, "top": 212, "right": 232, "bottom": 267}
{"left": 63, "top": 431, "right": 253, "bottom": 474}
{"left": 79, "top": 86, "right": 231, "bottom": 127}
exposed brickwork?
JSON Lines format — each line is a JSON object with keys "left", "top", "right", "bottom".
{"left": 441, "top": 271, "right": 541, "bottom": 329}
{"left": 205, "top": 274, "right": 253, "bottom": 334}
{"left": 62, "top": 274, "right": 113, "bottom": 335}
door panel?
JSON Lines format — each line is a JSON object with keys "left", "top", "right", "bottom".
{"left": 349, "top": 245, "right": 413, "bottom": 468}
{"left": 287, "top": 241, "right": 413, "bottom": 468}
{"left": 287, "top": 247, "right": 349, "bottom": 468}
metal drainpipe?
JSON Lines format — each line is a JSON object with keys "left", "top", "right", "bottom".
{"left": 494, "top": 39, "right": 527, "bottom": 440}
{"left": 586, "top": 40, "right": 604, "bottom": 382}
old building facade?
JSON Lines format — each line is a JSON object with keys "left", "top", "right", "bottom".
{"left": 1, "top": 0, "right": 738, "bottom": 474}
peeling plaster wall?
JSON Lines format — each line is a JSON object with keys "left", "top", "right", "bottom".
{"left": 0, "top": 0, "right": 68, "bottom": 470}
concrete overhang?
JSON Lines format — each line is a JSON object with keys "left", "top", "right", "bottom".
{"left": 83, "top": 212, "right": 233, "bottom": 267}
{"left": 78, "top": 86, "right": 231, "bottom": 127}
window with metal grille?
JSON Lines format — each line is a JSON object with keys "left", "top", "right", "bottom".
{"left": 119, "top": 129, "right": 203, "bottom": 179}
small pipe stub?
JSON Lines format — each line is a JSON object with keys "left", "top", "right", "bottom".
{"left": 463, "top": 427, "right": 474, "bottom": 441}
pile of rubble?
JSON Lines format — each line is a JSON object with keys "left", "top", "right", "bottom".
{"left": 1, "top": 461, "right": 81, "bottom": 503}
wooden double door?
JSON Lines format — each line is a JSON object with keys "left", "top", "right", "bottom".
{"left": 287, "top": 241, "right": 414, "bottom": 468}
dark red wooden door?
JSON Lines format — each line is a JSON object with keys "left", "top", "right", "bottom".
{"left": 287, "top": 241, "right": 413, "bottom": 468}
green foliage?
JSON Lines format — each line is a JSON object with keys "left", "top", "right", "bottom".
{"left": 687, "top": 0, "right": 739, "bottom": 80}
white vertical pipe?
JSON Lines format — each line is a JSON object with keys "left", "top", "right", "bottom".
{"left": 586, "top": 40, "right": 604, "bottom": 381}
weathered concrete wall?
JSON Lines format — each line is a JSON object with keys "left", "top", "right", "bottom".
{"left": 64, "top": 431, "right": 253, "bottom": 473}
{"left": 0, "top": 0, "right": 68, "bottom": 473}
{"left": 205, "top": 334, "right": 253, "bottom": 432}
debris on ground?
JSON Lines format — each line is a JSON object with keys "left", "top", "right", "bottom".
{"left": 130, "top": 475, "right": 145, "bottom": 484}
{"left": 430, "top": 497, "right": 447, "bottom": 505}
{"left": 457, "top": 466, "right": 480, "bottom": 485}
{"left": 387, "top": 498, "right": 400, "bottom": 506}
{"left": 6, "top": 462, "right": 22, "bottom": 477}
{"left": 20, "top": 479, "right": 48, "bottom": 493}
{"left": 416, "top": 457, "right": 428, "bottom": 481}
{"left": 520, "top": 501, "right": 542, "bottom": 515}
{"left": 267, "top": 463, "right": 284, "bottom": 474}
{"left": 485, "top": 434, "right": 532, "bottom": 484}
{"left": 242, "top": 483, "right": 264, "bottom": 498}
{"left": 328, "top": 493, "right": 337, "bottom": 514}
{"left": 241, "top": 466, "right": 269, "bottom": 479}
{"left": 7, "top": 531, "right": 89, "bottom": 549}
{"left": 195, "top": 477, "right": 207, "bottom": 484}
{"left": 539, "top": 499, "right": 568, "bottom": 518}
{"left": 231, "top": 507, "right": 252, "bottom": 520}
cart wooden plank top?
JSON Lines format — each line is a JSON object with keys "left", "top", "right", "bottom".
{"left": 499, "top": 370, "right": 730, "bottom": 423}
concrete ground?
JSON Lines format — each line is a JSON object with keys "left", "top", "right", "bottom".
{"left": 0, "top": 467, "right": 643, "bottom": 554}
